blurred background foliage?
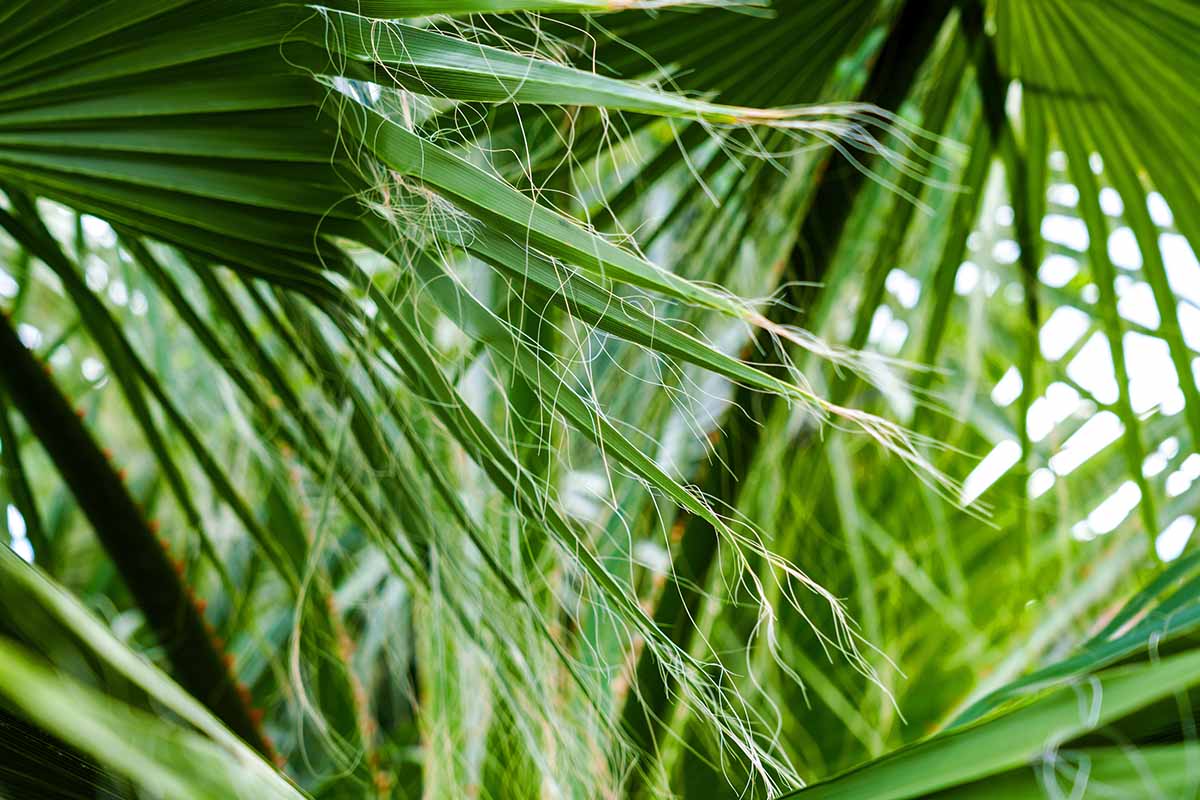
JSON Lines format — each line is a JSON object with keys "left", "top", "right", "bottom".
{"left": 1, "top": 0, "right": 1200, "bottom": 798}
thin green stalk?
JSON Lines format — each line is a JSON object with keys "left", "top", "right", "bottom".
{"left": 963, "top": 3, "right": 1043, "bottom": 572}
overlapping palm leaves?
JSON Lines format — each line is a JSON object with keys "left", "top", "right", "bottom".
{"left": 1, "top": 0, "right": 1199, "bottom": 798}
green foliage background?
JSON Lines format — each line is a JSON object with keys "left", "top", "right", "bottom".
{"left": 0, "top": 1, "right": 1198, "bottom": 798}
